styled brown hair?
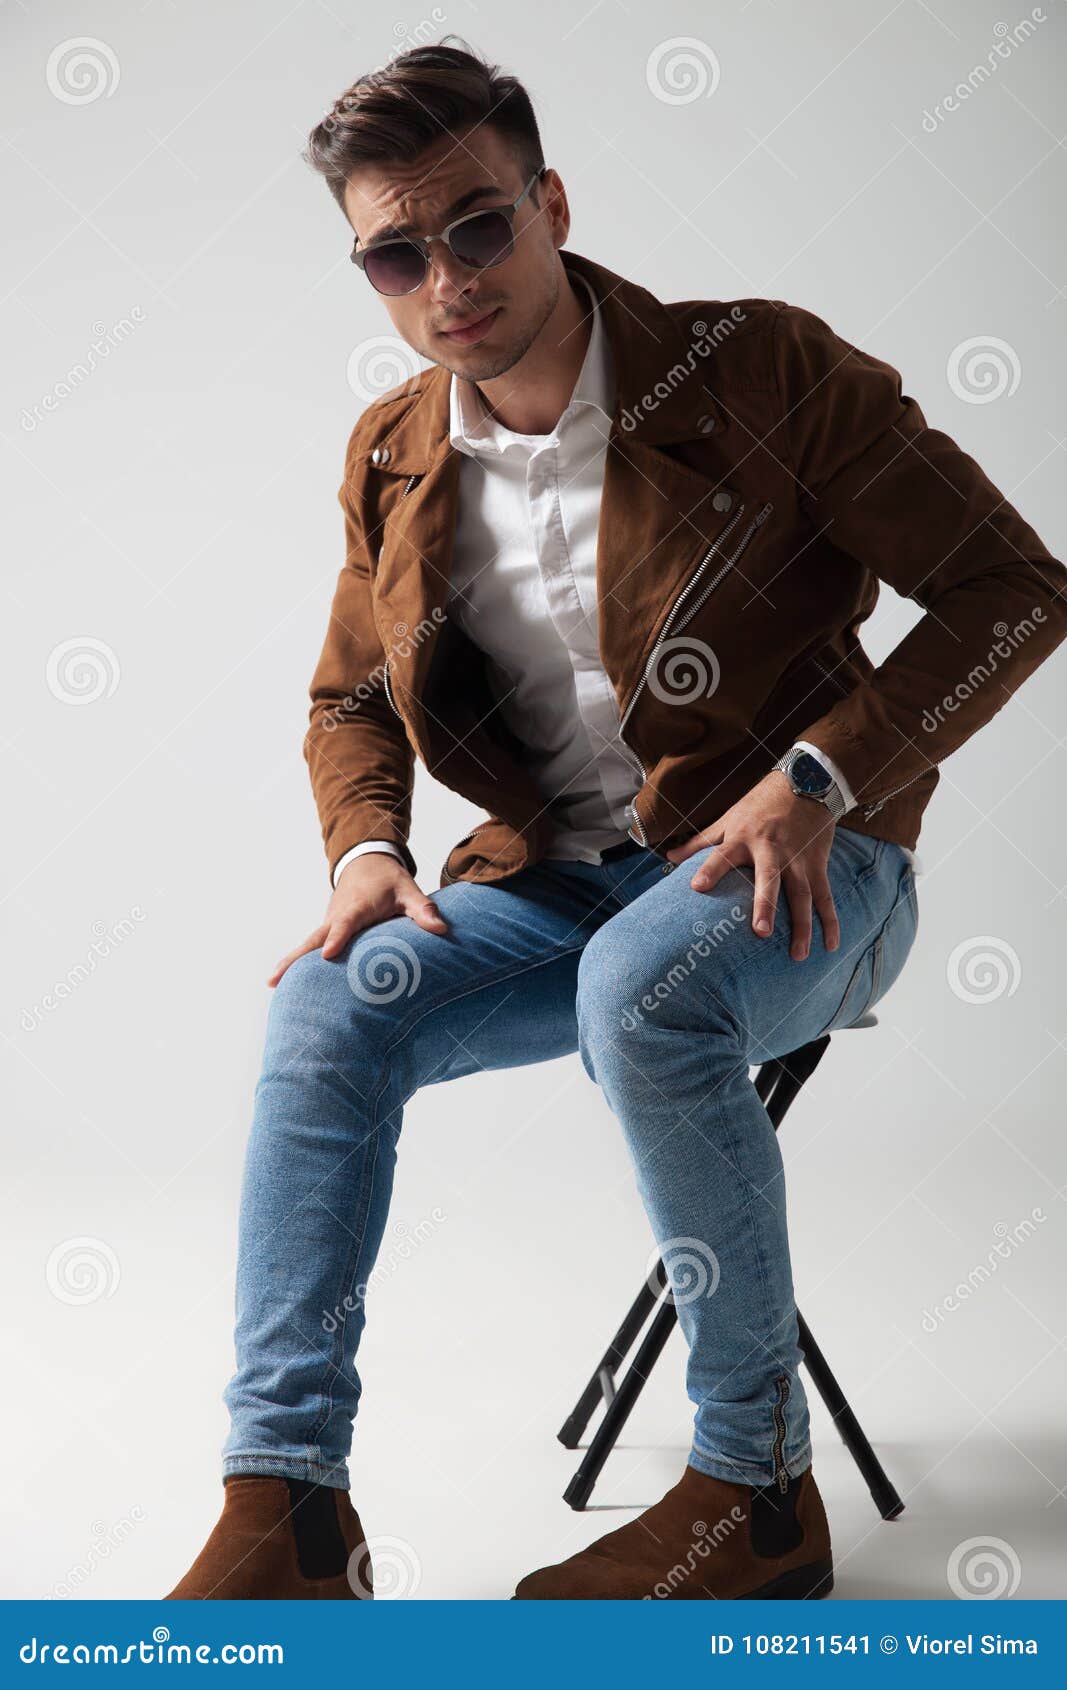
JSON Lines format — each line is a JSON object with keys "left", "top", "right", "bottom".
{"left": 304, "top": 38, "right": 546, "bottom": 218}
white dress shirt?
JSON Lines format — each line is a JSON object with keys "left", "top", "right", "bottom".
{"left": 333, "top": 273, "right": 920, "bottom": 885}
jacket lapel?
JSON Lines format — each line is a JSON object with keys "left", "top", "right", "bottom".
{"left": 366, "top": 247, "right": 745, "bottom": 736}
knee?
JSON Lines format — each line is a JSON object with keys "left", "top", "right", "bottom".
{"left": 575, "top": 917, "right": 742, "bottom": 1091}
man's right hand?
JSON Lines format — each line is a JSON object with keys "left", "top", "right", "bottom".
{"left": 267, "top": 853, "right": 450, "bottom": 987}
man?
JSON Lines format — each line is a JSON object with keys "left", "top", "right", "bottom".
{"left": 166, "top": 42, "right": 1066, "bottom": 1600}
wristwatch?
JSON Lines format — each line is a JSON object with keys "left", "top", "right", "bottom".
{"left": 773, "top": 745, "right": 849, "bottom": 821}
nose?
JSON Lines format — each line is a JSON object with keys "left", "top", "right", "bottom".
{"left": 424, "top": 238, "right": 480, "bottom": 306}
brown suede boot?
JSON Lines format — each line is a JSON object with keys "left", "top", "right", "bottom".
{"left": 513, "top": 1463, "right": 832, "bottom": 1599}
{"left": 165, "top": 1476, "right": 373, "bottom": 1599}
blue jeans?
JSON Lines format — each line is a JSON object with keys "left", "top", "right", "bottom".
{"left": 222, "top": 826, "right": 918, "bottom": 1490}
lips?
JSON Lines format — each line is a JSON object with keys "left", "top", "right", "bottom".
{"left": 439, "top": 307, "right": 501, "bottom": 345}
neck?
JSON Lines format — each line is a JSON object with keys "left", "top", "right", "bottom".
{"left": 468, "top": 275, "right": 591, "bottom": 436}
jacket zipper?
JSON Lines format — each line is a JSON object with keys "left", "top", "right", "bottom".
{"left": 617, "top": 499, "right": 774, "bottom": 844}
{"left": 382, "top": 659, "right": 401, "bottom": 717}
{"left": 440, "top": 820, "right": 490, "bottom": 884}
{"left": 862, "top": 761, "right": 937, "bottom": 820}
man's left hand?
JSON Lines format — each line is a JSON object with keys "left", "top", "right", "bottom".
{"left": 664, "top": 771, "right": 841, "bottom": 962}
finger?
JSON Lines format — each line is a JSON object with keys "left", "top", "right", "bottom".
{"left": 751, "top": 844, "right": 781, "bottom": 937}
{"left": 666, "top": 826, "right": 723, "bottom": 864}
{"left": 811, "top": 872, "right": 841, "bottom": 953}
{"left": 783, "top": 869, "right": 813, "bottom": 961}
{"left": 320, "top": 916, "right": 366, "bottom": 961}
{"left": 690, "top": 840, "right": 741, "bottom": 894}
{"left": 403, "top": 892, "right": 450, "bottom": 935}
{"left": 268, "top": 925, "right": 328, "bottom": 986}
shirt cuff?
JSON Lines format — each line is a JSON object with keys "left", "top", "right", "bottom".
{"left": 332, "top": 840, "right": 405, "bottom": 889}
{"left": 792, "top": 739, "right": 857, "bottom": 814}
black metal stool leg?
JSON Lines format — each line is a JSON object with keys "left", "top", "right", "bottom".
{"left": 796, "top": 1311, "right": 904, "bottom": 1520}
{"left": 563, "top": 1297, "right": 679, "bottom": 1511}
{"left": 558, "top": 1260, "right": 667, "bottom": 1448}
{"left": 561, "top": 1035, "right": 901, "bottom": 1519}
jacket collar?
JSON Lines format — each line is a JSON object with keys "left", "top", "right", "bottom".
{"left": 360, "top": 247, "right": 725, "bottom": 474}
{"left": 448, "top": 269, "right": 613, "bottom": 457}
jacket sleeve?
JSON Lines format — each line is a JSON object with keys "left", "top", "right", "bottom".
{"left": 773, "top": 302, "right": 1067, "bottom": 815}
{"left": 303, "top": 427, "right": 417, "bottom": 882}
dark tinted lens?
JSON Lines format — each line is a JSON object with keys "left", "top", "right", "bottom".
{"left": 449, "top": 210, "right": 513, "bottom": 270}
{"left": 363, "top": 239, "right": 426, "bottom": 296}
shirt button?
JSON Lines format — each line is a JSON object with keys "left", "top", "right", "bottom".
{"left": 712, "top": 490, "right": 733, "bottom": 512}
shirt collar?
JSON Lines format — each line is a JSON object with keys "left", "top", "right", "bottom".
{"left": 448, "top": 271, "right": 613, "bottom": 458}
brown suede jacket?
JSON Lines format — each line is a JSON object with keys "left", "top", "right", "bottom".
{"left": 304, "top": 247, "right": 1067, "bottom": 888}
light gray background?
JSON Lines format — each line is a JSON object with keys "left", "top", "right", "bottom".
{"left": 2, "top": 0, "right": 1064, "bottom": 1601}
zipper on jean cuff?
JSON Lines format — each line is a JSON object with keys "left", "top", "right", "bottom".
{"left": 771, "top": 1374, "right": 791, "bottom": 1494}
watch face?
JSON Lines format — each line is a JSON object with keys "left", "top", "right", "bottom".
{"left": 790, "top": 752, "right": 833, "bottom": 796}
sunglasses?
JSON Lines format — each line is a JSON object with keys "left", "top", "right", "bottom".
{"left": 350, "top": 169, "right": 545, "bottom": 297}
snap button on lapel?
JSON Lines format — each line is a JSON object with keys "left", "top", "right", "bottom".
{"left": 371, "top": 446, "right": 382, "bottom": 465}
{"left": 379, "top": 446, "right": 391, "bottom": 464}
{"left": 712, "top": 490, "right": 733, "bottom": 512}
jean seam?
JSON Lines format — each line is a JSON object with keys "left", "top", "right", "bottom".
{"left": 300, "top": 1117, "right": 382, "bottom": 1453}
